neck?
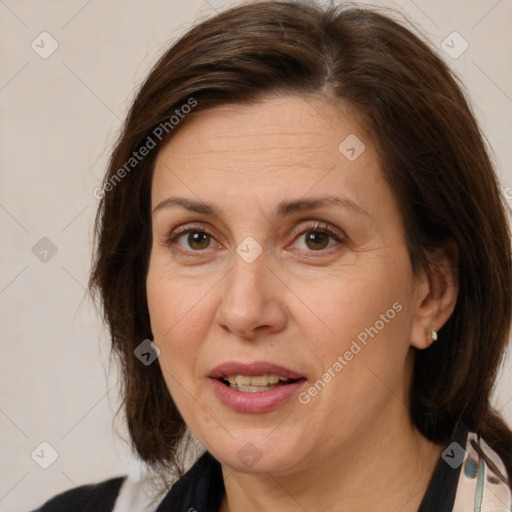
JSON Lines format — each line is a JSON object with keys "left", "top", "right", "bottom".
{"left": 219, "top": 410, "right": 443, "bottom": 512}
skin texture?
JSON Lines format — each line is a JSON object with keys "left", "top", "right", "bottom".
{"left": 146, "top": 95, "right": 459, "bottom": 511}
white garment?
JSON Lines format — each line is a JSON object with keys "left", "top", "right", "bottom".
{"left": 452, "top": 432, "right": 511, "bottom": 511}
{"left": 113, "top": 432, "right": 206, "bottom": 512}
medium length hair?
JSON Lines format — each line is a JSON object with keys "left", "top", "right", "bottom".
{"left": 89, "top": 0, "right": 512, "bottom": 479}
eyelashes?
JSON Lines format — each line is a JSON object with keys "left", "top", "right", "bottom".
{"left": 162, "top": 221, "right": 348, "bottom": 256}
{"left": 290, "top": 223, "right": 346, "bottom": 252}
{"left": 163, "top": 222, "right": 217, "bottom": 252}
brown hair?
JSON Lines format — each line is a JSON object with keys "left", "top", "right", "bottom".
{"left": 89, "top": 0, "right": 512, "bottom": 480}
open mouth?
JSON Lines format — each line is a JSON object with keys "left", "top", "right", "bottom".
{"left": 210, "top": 366, "right": 307, "bottom": 412}
{"left": 218, "top": 374, "right": 300, "bottom": 393}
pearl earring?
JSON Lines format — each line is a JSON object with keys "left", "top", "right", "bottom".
{"left": 430, "top": 325, "right": 438, "bottom": 343}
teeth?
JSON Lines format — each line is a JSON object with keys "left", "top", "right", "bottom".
{"left": 235, "top": 384, "right": 276, "bottom": 392}
{"left": 222, "top": 374, "right": 293, "bottom": 388}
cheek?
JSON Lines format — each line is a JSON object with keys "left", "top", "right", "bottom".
{"left": 302, "top": 267, "right": 407, "bottom": 340}
{"left": 146, "top": 264, "right": 206, "bottom": 376}
{"left": 146, "top": 275, "right": 205, "bottom": 419}
{"left": 296, "top": 282, "right": 411, "bottom": 436}
{"left": 295, "top": 261, "right": 413, "bottom": 389}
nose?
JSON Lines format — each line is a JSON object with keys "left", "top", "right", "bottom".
{"left": 215, "top": 248, "right": 287, "bottom": 340}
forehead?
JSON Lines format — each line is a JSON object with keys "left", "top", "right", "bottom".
{"left": 151, "top": 94, "right": 382, "bottom": 211}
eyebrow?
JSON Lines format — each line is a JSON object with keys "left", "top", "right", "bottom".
{"left": 152, "top": 194, "right": 370, "bottom": 218}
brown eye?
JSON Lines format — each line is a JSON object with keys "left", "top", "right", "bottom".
{"left": 305, "top": 231, "right": 331, "bottom": 250}
{"left": 292, "top": 223, "right": 346, "bottom": 254}
{"left": 164, "top": 228, "right": 216, "bottom": 252}
{"left": 186, "top": 232, "right": 212, "bottom": 250}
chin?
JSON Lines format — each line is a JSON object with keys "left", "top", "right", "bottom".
{"left": 222, "top": 450, "right": 298, "bottom": 475}
{"left": 202, "top": 429, "right": 306, "bottom": 474}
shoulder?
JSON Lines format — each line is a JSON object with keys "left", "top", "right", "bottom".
{"left": 32, "top": 475, "right": 126, "bottom": 512}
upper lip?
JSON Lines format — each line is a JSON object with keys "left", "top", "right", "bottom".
{"left": 209, "top": 361, "right": 305, "bottom": 380}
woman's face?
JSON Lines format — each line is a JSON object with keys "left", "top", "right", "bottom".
{"left": 147, "top": 95, "right": 427, "bottom": 475}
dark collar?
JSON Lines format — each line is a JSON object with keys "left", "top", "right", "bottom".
{"left": 155, "top": 450, "right": 224, "bottom": 512}
{"left": 418, "top": 420, "right": 468, "bottom": 512}
{"left": 156, "top": 422, "right": 468, "bottom": 512}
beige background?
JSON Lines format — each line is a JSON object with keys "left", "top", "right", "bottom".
{"left": 1, "top": 0, "right": 511, "bottom": 511}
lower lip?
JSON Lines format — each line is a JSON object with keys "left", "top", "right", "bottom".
{"left": 209, "top": 378, "right": 307, "bottom": 413}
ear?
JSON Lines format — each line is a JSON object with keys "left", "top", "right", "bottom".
{"left": 410, "top": 240, "right": 459, "bottom": 350}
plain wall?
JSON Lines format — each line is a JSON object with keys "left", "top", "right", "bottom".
{"left": 1, "top": 0, "right": 511, "bottom": 510}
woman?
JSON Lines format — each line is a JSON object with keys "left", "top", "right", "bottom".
{"left": 34, "top": 1, "right": 512, "bottom": 510}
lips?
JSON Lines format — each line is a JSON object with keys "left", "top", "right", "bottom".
{"left": 209, "top": 361, "right": 305, "bottom": 380}
{"left": 208, "top": 361, "right": 307, "bottom": 413}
